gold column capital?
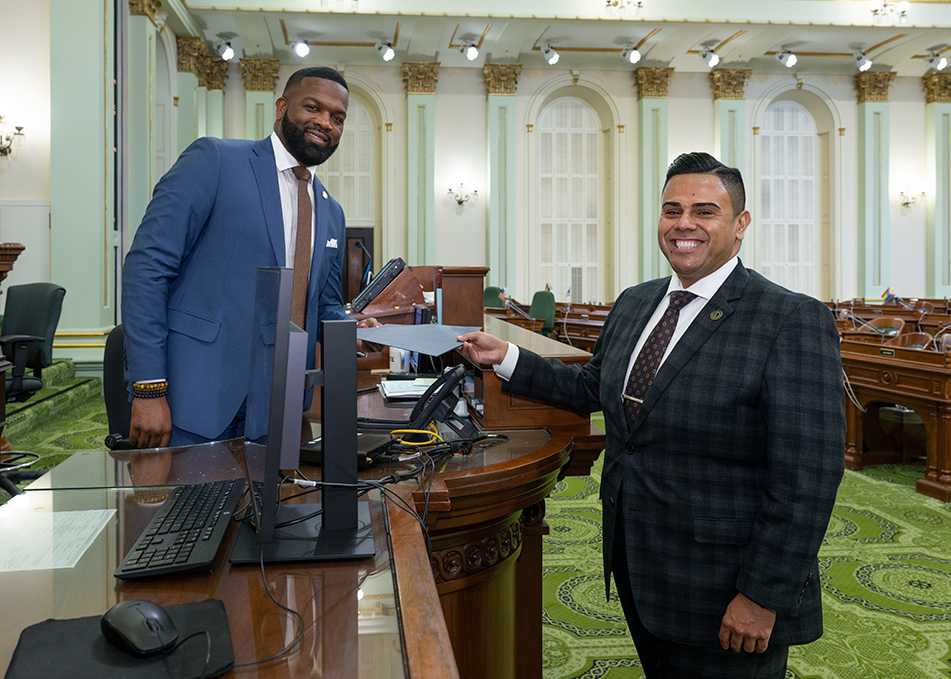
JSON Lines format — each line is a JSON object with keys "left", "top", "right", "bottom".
{"left": 923, "top": 73, "right": 951, "bottom": 104}
{"left": 483, "top": 64, "right": 522, "bottom": 95}
{"left": 854, "top": 72, "right": 897, "bottom": 103}
{"left": 197, "top": 56, "right": 228, "bottom": 91}
{"left": 402, "top": 62, "right": 441, "bottom": 94}
{"left": 129, "top": 0, "right": 162, "bottom": 26}
{"left": 176, "top": 37, "right": 205, "bottom": 76}
{"left": 633, "top": 67, "right": 674, "bottom": 100}
{"left": 239, "top": 59, "right": 281, "bottom": 93}
{"left": 710, "top": 68, "right": 752, "bottom": 100}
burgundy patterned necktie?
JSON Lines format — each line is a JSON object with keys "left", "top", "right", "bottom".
{"left": 623, "top": 290, "right": 697, "bottom": 427}
{"left": 290, "top": 165, "right": 312, "bottom": 330}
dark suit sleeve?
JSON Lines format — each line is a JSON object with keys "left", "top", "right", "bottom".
{"left": 122, "top": 138, "right": 223, "bottom": 383}
{"left": 735, "top": 297, "right": 845, "bottom": 616}
{"left": 315, "top": 198, "right": 349, "bottom": 326}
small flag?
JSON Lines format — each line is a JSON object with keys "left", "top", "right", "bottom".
{"left": 545, "top": 283, "right": 551, "bottom": 292}
{"left": 882, "top": 287, "right": 896, "bottom": 303}
{"left": 565, "top": 288, "right": 571, "bottom": 301}
{"left": 498, "top": 288, "right": 506, "bottom": 301}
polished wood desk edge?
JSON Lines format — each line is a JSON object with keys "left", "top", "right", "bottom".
{"left": 386, "top": 488, "right": 461, "bottom": 679}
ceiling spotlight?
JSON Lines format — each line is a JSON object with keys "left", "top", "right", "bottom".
{"left": 699, "top": 48, "right": 720, "bottom": 68}
{"left": 215, "top": 41, "right": 234, "bottom": 62}
{"left": 621, "top": 47, "right": 642, "bottom": 65}
{"left": 460, "top": 43, "right": 479, "bottom": 61}
{"left": 292, "top": 40, "right": 310, "bottom": 58}
{"left": 542, "top": 43, "right": 560, "bottom": 66}
{"left": 376, "top": 41, "right": 395, "bottom": 62}
{"left": 776, "top": 49, "right": 797, "bottom": 68}
{"left": 854, "top": 51, "right": 872, "bottom": 72}
{"left": 926, "top": 52, "right": 948, "bottom": 71}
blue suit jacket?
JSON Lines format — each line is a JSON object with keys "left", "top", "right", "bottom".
{"left": 505, "top": 262, "right": 845, "bottom": 647}
{"left": 122, "top": 137, "right": 349, "bottom": 440}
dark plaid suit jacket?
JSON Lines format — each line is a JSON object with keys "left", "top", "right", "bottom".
{"left": 505, "top": 261, "right": 844, "bottom": 647}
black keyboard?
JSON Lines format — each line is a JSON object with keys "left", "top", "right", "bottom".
{"left": 115, "top": 478, "right": 245, "bottom": 580}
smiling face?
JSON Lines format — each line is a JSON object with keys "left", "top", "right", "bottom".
{"left": 657, "top": 173, "right": 751, "bottom": 288}
{"left": 274, "top": 76, "right": 349, "bottom": 166}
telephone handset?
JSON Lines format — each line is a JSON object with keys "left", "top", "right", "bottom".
{"left": 408, "top": 365, "right": 466, "bottom": 430}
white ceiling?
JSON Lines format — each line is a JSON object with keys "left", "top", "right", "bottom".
{"left": 171, "top": 0, "right": 951, "bottom": 77}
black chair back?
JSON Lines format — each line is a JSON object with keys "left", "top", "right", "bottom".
{"left": 102, "top": 324, "right": 131, "bottom": 439}
{"left": 1, "top": 283, "right": 66, "bottom": 372}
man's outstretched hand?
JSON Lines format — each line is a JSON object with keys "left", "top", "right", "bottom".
{"left": 456, "top": 331, "right": 508, "bottom": 366}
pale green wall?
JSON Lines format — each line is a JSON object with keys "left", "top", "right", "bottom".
{"left": 926, "top": 103, "right": 951, "bottom": 297}
{"left": 406, "top": 94, "right": 435, "bottom": 265}
{"left": 857, "top": 102, "right": 890, "bottom": 297}
{"left": 638, "top": 97, "right": 668, "bottom": 281}
{"left": 486, "top": 95, "right": 516, "bottom": 289}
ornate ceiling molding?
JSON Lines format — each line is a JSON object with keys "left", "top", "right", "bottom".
{"left": 710, "top": 68, "right": 752, "bottom": 100}
{"left": 634, "top": 67, "right": 674, "bottom": 99}
{"left": 197, "top": 56, "right": 228, "bottom": 91}
{"left": 483, "top": 63, "right": 522, "bottom": 95}
{"left": 854, "top": 71, "right": 897, "bottom": 103}
{"left": 128, "top": 0, "right": 162, "bottom": 27}
{"left": 402, "top": 62, "right": 441, "bottom": 94}
{"left": 239, "top": 59, "right": 281, "bottom": 92}
{"left": 176, "top": 37, "right": 205, "bottom": 76}
{"left": 923, "top": 73, "right": 951, "bottom": 104}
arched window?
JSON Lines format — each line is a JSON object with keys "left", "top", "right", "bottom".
{"left": 320, "top": 97, "right": 376, "bottom": 227}
{"left": 534, "top": 97, "right": 602, "bottom": 304}
{"left": 757, "top": 101, "right": 821, "bottom": 297}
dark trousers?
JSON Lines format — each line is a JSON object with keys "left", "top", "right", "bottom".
{"left": 611, "top": 506, "right": 789, "bottom": 679}
{"left": 169, "top": 399, "right": 248, "bottom": 447}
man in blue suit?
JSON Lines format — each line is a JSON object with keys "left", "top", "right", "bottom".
{"left": 459, "top": 152, "right": 844, "bottom": 678}
{"left": 123, "top": 66, "right": 367, "bottom": 448}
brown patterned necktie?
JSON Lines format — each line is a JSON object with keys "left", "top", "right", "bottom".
{"left": 290, "top": 165, "right": 312, "bottom": 330}
{"left": 623, "top": 290, "right": 697, "bottom": 427}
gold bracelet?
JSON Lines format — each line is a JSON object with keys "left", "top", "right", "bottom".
{"left": 133, "top": 380, "right": 169, "bottom": 399}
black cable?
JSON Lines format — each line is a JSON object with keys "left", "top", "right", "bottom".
{"left": 232, "top": 548, "right": 306, "bottom": 668}
{"left": 169, "top": 631, "right": 211, "bottom": 679}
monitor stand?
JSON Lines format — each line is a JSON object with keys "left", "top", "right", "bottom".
{"left": 229, "top": 503, "right": 374, "bottom": 563}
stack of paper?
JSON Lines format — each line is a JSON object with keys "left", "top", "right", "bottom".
{"left": 378, "top": 378, "right": 437, "bottom": 400}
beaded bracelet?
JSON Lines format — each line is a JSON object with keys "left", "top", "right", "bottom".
{"left": 133, "top": 380, "right": 169, "bottom": 399}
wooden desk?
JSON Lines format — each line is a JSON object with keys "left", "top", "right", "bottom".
{"left": 841, "top": 339, "right": 951, "bottom": 501}
{"left": 2, "top": 441, "right": 457, "bottom": 678}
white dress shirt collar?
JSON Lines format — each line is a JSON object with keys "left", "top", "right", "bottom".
{"left": 270, "top": 132, "right": 315, "bottom": 178}
{"left": 666, "top": 256, "right": 739, "bottom": 302}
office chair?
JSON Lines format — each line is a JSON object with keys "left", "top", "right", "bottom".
{"left": 864, "top": 316, "right": 905, "bottom": 336}
{"left": 483, "top": 286, "right": 505, "bottom": 309}
{"left": 529, "top": 290, "right": 556, "bottom": 337}
{"left": 102, "top": 324, "right": 132, "bottom": 449}
{"left": 0, "top": 283, "right": 66, "bottom": 403}
{"left": 886, "top": 332, "right": 932, "bottom": 350}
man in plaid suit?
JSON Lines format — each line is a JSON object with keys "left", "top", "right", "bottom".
{"left": 458, "top": 152, "right": 844, "bottom": 678}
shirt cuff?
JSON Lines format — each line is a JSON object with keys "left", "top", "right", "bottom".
{"left": 494, "top": 342, "right": 520, "bottom": 381}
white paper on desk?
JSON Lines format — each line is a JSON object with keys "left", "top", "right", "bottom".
{"left": 0, "top": 509, "right": 115, "bottom": 572}
{"left": 379, "top": 377, "right": 437, "bottom": 399}
{"left": 357, "top": 324, "right": 481, "bottom": 356}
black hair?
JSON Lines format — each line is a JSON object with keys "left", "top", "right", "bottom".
{"left": 282, "top": 67, "right": 349, "bottom": 95}
{"left": 664, "top": 152, "right": 746, "bottom": 216}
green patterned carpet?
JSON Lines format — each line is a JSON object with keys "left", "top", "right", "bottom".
{"left": 542, "top": 419, "right": 951, "bottom": 679}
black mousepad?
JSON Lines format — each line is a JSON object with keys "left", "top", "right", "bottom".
{"left": 5, "top": 598, "right": 234, "bottom": 679}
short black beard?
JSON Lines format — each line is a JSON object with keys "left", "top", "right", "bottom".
{"left": 281, "top": 115, "right": 339, "bottom": 166}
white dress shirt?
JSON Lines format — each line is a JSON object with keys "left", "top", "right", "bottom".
{"left": 495, "top": 257, "right": 740, "bottom": 408}
{"left": 270, "top": 132, "right": 316, "bottom": 267}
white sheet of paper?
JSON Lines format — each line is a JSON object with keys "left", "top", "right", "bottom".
{"left": 0, "top": 509, "right": 115, "bottom": 572}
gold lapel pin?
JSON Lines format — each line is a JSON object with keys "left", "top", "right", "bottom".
{"left": 710, "top": 310, "right": 723, "bottom": 321}
{"left": 322, "top": 190, "right": 328, "bottom": 200}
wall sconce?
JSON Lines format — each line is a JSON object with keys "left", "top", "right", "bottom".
{"left": 900, "top": 189, "right": 925, "bottom": 208}
{"left": 448, "top": 184, "right": 478, "bottom": 206}
{"left": 0, "top": 116, "right": 24, "bottom": 157}
{"left": 870, "top": 0, "right": 909, "bottom": 24}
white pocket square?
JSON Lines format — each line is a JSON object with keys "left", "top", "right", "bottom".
{"left": 326, "top": 238, "right": 338, "bottom": 248}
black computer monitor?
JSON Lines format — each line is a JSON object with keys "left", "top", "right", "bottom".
{"left": 230, "top": 267, "right": 374, "bottom": 563}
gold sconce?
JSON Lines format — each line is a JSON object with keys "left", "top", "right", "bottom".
{"left": 448, "top": 184, "right": 478, "bottom": 206}
{"left": 900, "top": 189, "right": 925, "bottom": 208}
{"left": 0, "top": 116, "right": 24, "bottom": 157}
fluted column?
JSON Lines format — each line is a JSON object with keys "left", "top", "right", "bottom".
{"left": 403, "top": 62, "right": 440, "bottom": 265}
{"left": 634, "top": 67, "right": 673, "bottom": 280}
{"left": 239, "top": 59, "right": 281, "bottom": 140}
{"left": 176, "top": 37, "right": 205, "bottom": 153}
{"left": 484, "top": 64, "right": 521, "bottom": 289}
{"left": 855, "top": 72, "right": 896, "bottom": 297}
{"left": 198, "top": 55, "right": 228, "bottom": 139}
{"left": 709, "top": 69, "right": 751, "bottom": 173}
{"left": 924, "top": 73, "right": 951, "bottom": 296}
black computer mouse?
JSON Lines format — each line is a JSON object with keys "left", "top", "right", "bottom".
{"left": 100, "top": 599, "right": 179, "bottom": 656}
